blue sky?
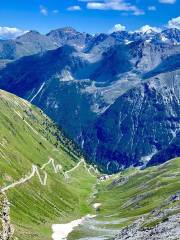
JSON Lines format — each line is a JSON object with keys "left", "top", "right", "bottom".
{"left": 0, "top": 0, "right": 179, "bottom": 37}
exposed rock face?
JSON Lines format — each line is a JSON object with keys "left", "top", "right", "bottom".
{"left": 47, "top": 27, "right": 93, "bottom": 50}
{"left": 155, "top": 28, "right": 180, "bottom": 45}
{"left": 114, "top": 213, "right": 180, "bottom": 240}
{"left": 147, "top": 133, "right": 180, "bottom": 166}
{"left": 83, "top": 71, "right": 180, "bottom": 172}
{"left": 0, "top": 31, "right": 58, "bottom": 60}
{"left": 0, "top": 194, "right": 13, "bottom": 240}
{"left": 86, "top": 28, "right": 180, "bottom": 55}
{"left": 0, "top": 27, "right": 92, "bottom": 60}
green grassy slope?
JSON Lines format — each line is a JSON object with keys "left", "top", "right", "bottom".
{"left": 68, "top": 158, "right": 180, "bottom": 239}
{"left": 0, "top": 89, "right": 179, "bottom": 240}
{"left": 95, "top": 157, "right": 180, "bottom": 229}
{"left": 0, "top": 90, "right": 97, "bottom": 240}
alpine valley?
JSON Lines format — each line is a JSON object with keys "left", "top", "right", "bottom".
{"left": 0, "top": 26, "right": 180, "bottom": 240}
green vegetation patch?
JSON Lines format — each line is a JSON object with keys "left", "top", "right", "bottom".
{"left": 0, "top": 90, "right": 96, "bottom": 240}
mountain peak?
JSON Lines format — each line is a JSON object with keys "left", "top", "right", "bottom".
{"left": 47, "top": 27, "right": 79, "bottom": 36}
{"left": 16, "top": 30, "right": 41, "bottom": 39}
{"left": 59, "top": 27, "right": 78, "bottom": 33}
{"left": 47, "top": 27, "right": 92, "bottom": 49}
{"left": 162, "top": 28, "right": 180, "bottom": 34}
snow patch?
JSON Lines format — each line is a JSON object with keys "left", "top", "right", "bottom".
{"left": 141, "top": 148, "right": 157, "bottom": 164}
{"left": 92, "top": 203, "right": 102, "bottom": 210}
{"left": 160, "top": 35, "right": 169, "bottom": 42}
{"left": 58, "top": 70, "right": 74, "bottom": 81}
{"left": 52, "top": 215, "right": 96, "bottom": 240}
{"left": 30, "top": 82, "right": 45, "bottom": 102}
{"left": 124, "top": 40, "right": 133, "bottom": 45}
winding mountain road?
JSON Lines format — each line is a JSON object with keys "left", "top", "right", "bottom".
{"left": 0, "top": 157, "right": 96, "bottom": 193}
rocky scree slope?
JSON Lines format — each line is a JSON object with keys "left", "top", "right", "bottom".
{"left": 111, "top": 159, "right": 180, "bottom": 240}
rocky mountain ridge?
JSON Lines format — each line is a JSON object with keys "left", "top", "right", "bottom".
{"left": 0, "top": 27, "right": 179, "bottom": 61}
{"left": 0, "top": 27, "right": 179, "bottom": 172}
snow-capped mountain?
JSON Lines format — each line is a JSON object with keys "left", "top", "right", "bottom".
{"left": 154, "top": 28, "right": 180, "bottom": 45}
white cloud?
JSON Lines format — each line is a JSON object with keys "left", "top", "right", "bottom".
{"left": 133, "top": 9, "right": 145, "bottom": 16}
{"left": 136, "top": 25, "right": 161, "bottom": 33}
{"left": 40, "top": 5, "right": 48, "bottom": 16}
{"left": 53, "top": 9, "right": 59, "bottom": 14}
{"left": 109, "top": 23, "right": 126, "bottom": 33}
{"left": 86, "top": 0, "right": 145, "bottom": 15}
{"left": 167, "top": 16, "right": 180, "bottom": 29}
{"left": 148, "top": 6, "right": 156, "bottom": 11}
{"left": 67, "top": 5, "right": 81, "bottom": 11}
{"left": 0, "top": 27, "right": 27, "bottom": 39}
{"left": 159, "top": 0, "right": 176, "bottom": 4}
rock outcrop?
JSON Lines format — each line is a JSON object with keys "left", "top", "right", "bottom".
{"left": 114, "top": 213, "right": 180, "bottom": 240}
{"left": 0, "top": 194, "right": 13, "bottom": 240}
